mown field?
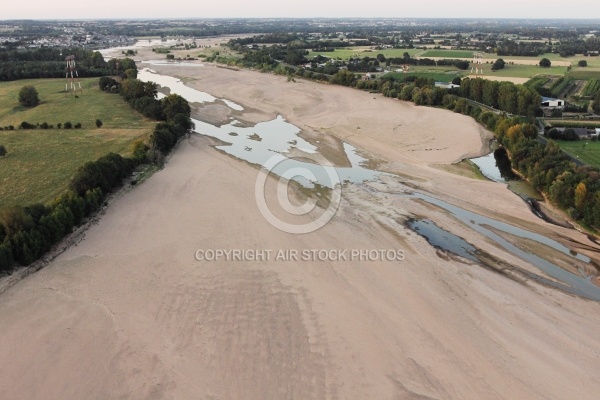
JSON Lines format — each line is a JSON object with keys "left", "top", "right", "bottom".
{"left": 0, "top": 78, "right": 155, "bottom": 208}
{"left": 556, "top": 140, "right": 600, "bottom": 168}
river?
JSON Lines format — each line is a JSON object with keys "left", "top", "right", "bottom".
{"left": 104, "top": 42, "right": 600, "bottom": 302}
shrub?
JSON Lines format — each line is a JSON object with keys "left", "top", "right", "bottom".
{"left": 19, "top": 121, "right": 35, "bottom": 129}
{"left": 0, "top": 145, "right": 6, "bottom": 157}
{"left": 64, "top": 121, "right": 72, "bottom": 129}
{"left": 74, "top": 123, "right": 82, "bottom": 129}
{"left": 578, "top": 60, "right": 588, "bottom": 67}
{"left": 539, "top": 58, "right": 551, "bottom": 68}
{"left": 18, "top": 85, "right": 40, "bottom": 107}
{"left": 131, "top": 139, "right": 149, "bottom": 161}
{"left": 95, "top": 119, "right": 103, "bottom": 128}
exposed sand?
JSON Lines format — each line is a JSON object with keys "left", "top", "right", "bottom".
{"left": 1, "top": 60, "right": 600, "bottom": 400}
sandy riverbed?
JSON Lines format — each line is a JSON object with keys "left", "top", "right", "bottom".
{"left": 1, "top": 56, "right": 600, "bottom": 399}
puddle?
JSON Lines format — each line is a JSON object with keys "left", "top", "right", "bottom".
{"left": 408, "top": 219, "right": 479, "bottom": 262}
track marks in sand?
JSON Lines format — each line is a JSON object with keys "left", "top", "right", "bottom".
{"left": 154, "top": 269, "right": 331, "bottom": 400}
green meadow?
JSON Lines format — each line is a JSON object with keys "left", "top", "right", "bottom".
{"left": 556, "top": 140, "right": 600, "bottom": 169}
{"left": 0, "top": 78, "right": 154, "bottom": 208}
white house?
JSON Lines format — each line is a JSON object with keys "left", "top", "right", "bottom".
{"left": 541, "top": 97, "right": 565, "bottom": 108}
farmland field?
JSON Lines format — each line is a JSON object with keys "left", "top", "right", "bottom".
{"left": 568, "top": 69, "right": 600, "bottom": 80}
{"left": 420, "top": 50, "right": 474, "bottom": 58}
{"left": 0, "top": 78, "right": 154, "bottom": 208}
{"left": 479, "top": 63, "right": 568, "bottom": 79}
{"left": 582, "top": 79, "right": 600, "bottom": 97}
{"left": 556, "top": 140, "right": 600, "bottom": 168}
{"left": 309, "top": 47, "right": 424, "bottom": 60}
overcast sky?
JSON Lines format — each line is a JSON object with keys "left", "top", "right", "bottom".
{"left": 1, "top": 1, "right": 599, "bottom": 20}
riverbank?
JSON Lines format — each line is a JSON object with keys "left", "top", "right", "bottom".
{"left": 1, "top": 50, "right": 600, "bottom": 399}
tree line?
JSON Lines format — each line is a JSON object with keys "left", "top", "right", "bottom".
{"left": 0, "top": 48, "right": 132, "bottom": 82}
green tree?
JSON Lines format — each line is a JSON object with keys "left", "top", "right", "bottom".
{"left": 578, "top": 60, "right": 588, "bottom": 67}
{"left": 491, "top": 58, "right": 505, "bottom": 71}
{"left": 161, "top": 94, "right": 191, "bottom": 121}
{"left": 539, "top": 58, "right": 551, "bottom": 68}
{"left": 18, "top": 85, "right": 40, "bottom": 107}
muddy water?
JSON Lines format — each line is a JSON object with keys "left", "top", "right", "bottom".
{"left": 470, "top": 142, "right": 543, "bottom": 201}
{"left": 137, "top": 64, "right": 600, "bottom": 302}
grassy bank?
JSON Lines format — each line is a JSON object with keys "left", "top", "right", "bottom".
{"left": 0, "top": 78, "right": 155, "bottom": 208}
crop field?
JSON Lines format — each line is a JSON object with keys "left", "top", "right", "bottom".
{"left": 420, "top": 50, "right": 474, "bottom": 58}
{"left": 546, "top": 120, "right": 600, "bottom": 128}
{"left": 582, "top": 79, "right": 600, "bottom": 97}
{"left": 0, "top": 78, "right": 154, "bottom": 208}
{"left": 309, "top": 47, "right": 424, "bottom": 60}
{"left": 524, "top": 76, "right": 550, "bottom": 90}
{"left": 556, "top": 140, "right": 600, "bottom": 169}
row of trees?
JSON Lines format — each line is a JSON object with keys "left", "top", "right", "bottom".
{"left": 458, "top": 78, "right": 541, "bottom": 118}
{"left": 17, "top": 121, "right": 82, "bottom": 129}
{"left": 0, "top": 154, "right": 133, "bottom": 269}
{"left": 495, "top": 120, "right": 600, "bottom": 228}
{"left": 0, "top": 49, "right": 136, "bottom": 82}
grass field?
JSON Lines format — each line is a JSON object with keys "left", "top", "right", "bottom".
{"left": 0, "top": 78, "right": 155, "bottom": 208}
{"left": 556, "top": 140, "right": 600, "bottom": 168}
{"left": 420, "top": 50, "right": 474, "bottom": 58}
{"left": 479, "top": 63, "right": 568, "bottom": 79}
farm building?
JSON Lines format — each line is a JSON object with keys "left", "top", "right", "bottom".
{"left": 541, "top": 97, "right": 565, "bottom": 108}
